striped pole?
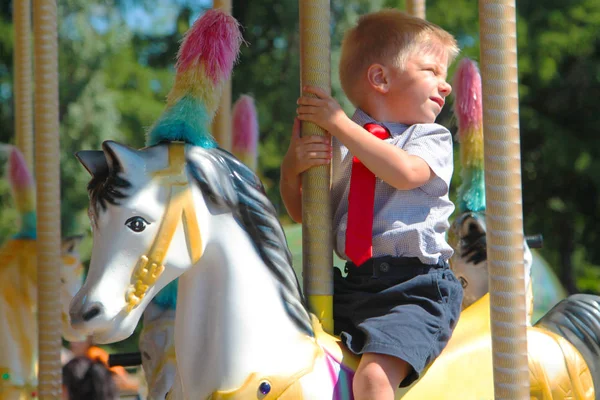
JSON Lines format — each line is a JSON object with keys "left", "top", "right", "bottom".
{"left": 13, "top": 0, "right": 34, "bottom": 170}
{"left": 33, "top": 0, "right": 62, "bottom": 397}
{"left": 299, "top": 0, "right": 333, "bottom": 334}
{"left": 211, "top": 0, "right": 233, "bottom": 151}
{"left": 406, "top": 0, "right": 426, "bottom": 19}
{"left": 479, "top": 0, "right": 529, "bottom": 398}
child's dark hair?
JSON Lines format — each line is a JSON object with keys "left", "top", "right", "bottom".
{"left": 62, "top": 356, "right": 118, "bottom": 400}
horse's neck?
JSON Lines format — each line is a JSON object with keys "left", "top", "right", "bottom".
{"left": 174, "top": 213, "right": 315, "bottom": 396}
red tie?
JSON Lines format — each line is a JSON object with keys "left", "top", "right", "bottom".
{"left": 345, "top": 123, "right": 390, "bottom": 266}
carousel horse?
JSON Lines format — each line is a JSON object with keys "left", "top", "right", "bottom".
{"left": 69, "top": 11, "right": 600, "bottom": 399}
{"left": 0, "top": 146, "right": 85, "bottom": 400}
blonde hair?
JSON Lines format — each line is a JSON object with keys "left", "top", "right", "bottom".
{"left": 339, "top": 9, "right": 459, "bottom": 106}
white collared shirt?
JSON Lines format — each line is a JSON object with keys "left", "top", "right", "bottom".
{"left": 332, "top": 109, "right": 455, "bottom": 264}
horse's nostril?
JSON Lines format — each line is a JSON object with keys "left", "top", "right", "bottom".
{"left": 82, "top": 304, "right": 103, "bottom": 322}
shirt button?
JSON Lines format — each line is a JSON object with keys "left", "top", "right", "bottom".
{"left": 380, "top": 262, "right": 390, "bottom": 272}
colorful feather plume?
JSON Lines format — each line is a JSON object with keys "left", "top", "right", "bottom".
{"left": 232, "top": 95, "right": 259, "bottom": 171}
{"left": 147, "top": 10, "right": 243, "bottom": 148}
{"left": 453, "top": 58, "right": 485, "bottom": 213}
{"left": 6, "top": 146, "right": 36, "bottom": 238}
{"left": 146, "top": 10, "right": 243, "bottom": 310}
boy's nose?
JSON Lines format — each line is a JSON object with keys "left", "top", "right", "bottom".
{"left": 439, "top": 81, "right": 452, "bottom": 96}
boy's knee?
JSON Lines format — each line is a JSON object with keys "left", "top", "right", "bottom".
{"left": 353, "top": 353, "right": 410, "bottom": 399}
{"left": 354, "top": 363, "right": 390, "bottom": 396}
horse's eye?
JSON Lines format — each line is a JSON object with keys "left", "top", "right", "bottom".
{"left": 125, "top": 216, "right": 149, "bottom": 233}
{"left": 459, "top": 276, "right": 468, "bottom": 289}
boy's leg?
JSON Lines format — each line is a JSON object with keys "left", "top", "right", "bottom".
{"left": 353, "top": 352, "right": 411, "bottom": 400}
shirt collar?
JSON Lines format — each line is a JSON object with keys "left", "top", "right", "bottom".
{"left": 351, "top": 108, "right": 410, "bottom": 138}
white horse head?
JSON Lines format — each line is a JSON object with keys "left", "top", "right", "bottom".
{"left": 69, "top": 142, "right": 204, "bottom": 343}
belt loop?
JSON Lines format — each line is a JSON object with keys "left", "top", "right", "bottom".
{"left": 371, "top": 259, "right": 380, "bottom": 279}
{"left": 372, "top": 268, "right": 379, "bottom": 279}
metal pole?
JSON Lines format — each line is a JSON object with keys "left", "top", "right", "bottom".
{"left": 479, "top": 1, "right": 529, "bottom": 398}
{"left": 212, "top": 0, "right": 233, "bottom": 151}
{"left": 33, "top": 0, "right": 62, "bottom": 397}
{"left": 406, "top": 0, "right": 426, "bottom": 19}
{"left": 13, "top": 0, "right": 34, "bottom": 170}
{"left": 299, "top": 0, "right": 333, "bottom": 333}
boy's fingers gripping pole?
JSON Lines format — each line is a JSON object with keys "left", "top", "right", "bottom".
{"left": 299, "top": 0, "right": 333, "bottom": 334}
{"left": 34, "top": 0, "right": 63, "bottom": 397}
{"left": 479, "top": 0, "right": 529, "bottom": 398}
{"left": 212, "top": 0, "right": 233, "bottom": 151}
{"left": 406, "top": 0, "right": 426, "bottom": 20}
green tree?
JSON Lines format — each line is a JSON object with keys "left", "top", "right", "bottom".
{"left": 516, "top": 0, "right": 600, "bottom": 293}
{"left": 0, "top": 0, "right": 173, "bottom": 239}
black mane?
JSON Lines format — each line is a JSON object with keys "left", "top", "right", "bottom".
{"left": 87, "top": 162, "right": 131, "bottom": 218}
{"left": 187, "top": 146, "right": 314, "bottom": 337}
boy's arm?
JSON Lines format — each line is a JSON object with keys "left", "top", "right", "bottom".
{"left": 280, "top": 154, "right": 303, "bottom": 223}
{"left": 297, "top": 87, "right": 433, "bottom": 190}
{"left": 328, "top": 118, "right": 433, "bottom": 190}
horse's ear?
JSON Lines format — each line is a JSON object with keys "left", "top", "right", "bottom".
{"left": 101, "top": 140, "right": 144, "bottom": 176}
{"left": 76, "top": 150, "right": 108, "bottom": 177}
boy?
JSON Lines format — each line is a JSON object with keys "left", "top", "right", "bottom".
{"left": 280, "top": 9, "right": 463, "bottom": 400}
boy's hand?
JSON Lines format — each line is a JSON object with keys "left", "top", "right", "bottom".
{"left": 297, "top": 86, "right": 347, "bottom": 134}
{"left": 283, "top": 118, "right": 331, "bottom": 177}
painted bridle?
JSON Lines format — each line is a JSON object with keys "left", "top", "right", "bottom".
{"left": 125, "top": 143, "right": 202, "bottom": 312}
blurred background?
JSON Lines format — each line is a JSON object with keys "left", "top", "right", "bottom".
{"left": 0, "top": 0, "right": 598, "bottom": 348}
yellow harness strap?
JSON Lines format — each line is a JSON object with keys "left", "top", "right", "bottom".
{"left": 126, "top": 143, "right": 202, "bottom": 312}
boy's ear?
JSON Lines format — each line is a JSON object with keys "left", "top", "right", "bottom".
{"left": 367, "top": 64, "right": 389, "bottom": 94}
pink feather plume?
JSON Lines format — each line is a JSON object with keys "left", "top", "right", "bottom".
{"left": 176, "top": 9, "right": 243, "bottom": 85}
{"left": 232, "top": 95, "right": 259, "bottom": 154}
{"left": 453, "top": 58, "right": 483, "bottom": 132}
{"left": 8, "top": 146, "right": 33, "bottom": 191}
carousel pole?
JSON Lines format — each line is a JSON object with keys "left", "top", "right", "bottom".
{"left": 13, "top": 0, "right": 34, "bottom": 170}
{"left": 211, "top": 0, "right": 233, "bottom": 151}
{"left": 33, "top": 0, "right": 62, "bottom": 397}
{"left": 479, "top": 0, "right": 529, "bottom": 398}
{"left": 405, "top": 0, "right": 426, "bottom": 19}
{"left": 299, "top": 0, "right": 333, "bottom": 334}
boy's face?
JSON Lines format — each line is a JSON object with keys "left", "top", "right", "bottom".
{"left": 384, "top": 47, "right": 451, "bottom": 125}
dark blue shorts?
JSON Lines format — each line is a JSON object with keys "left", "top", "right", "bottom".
{"left": 333, "top": 256, "right": 463, "bottom": 387}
